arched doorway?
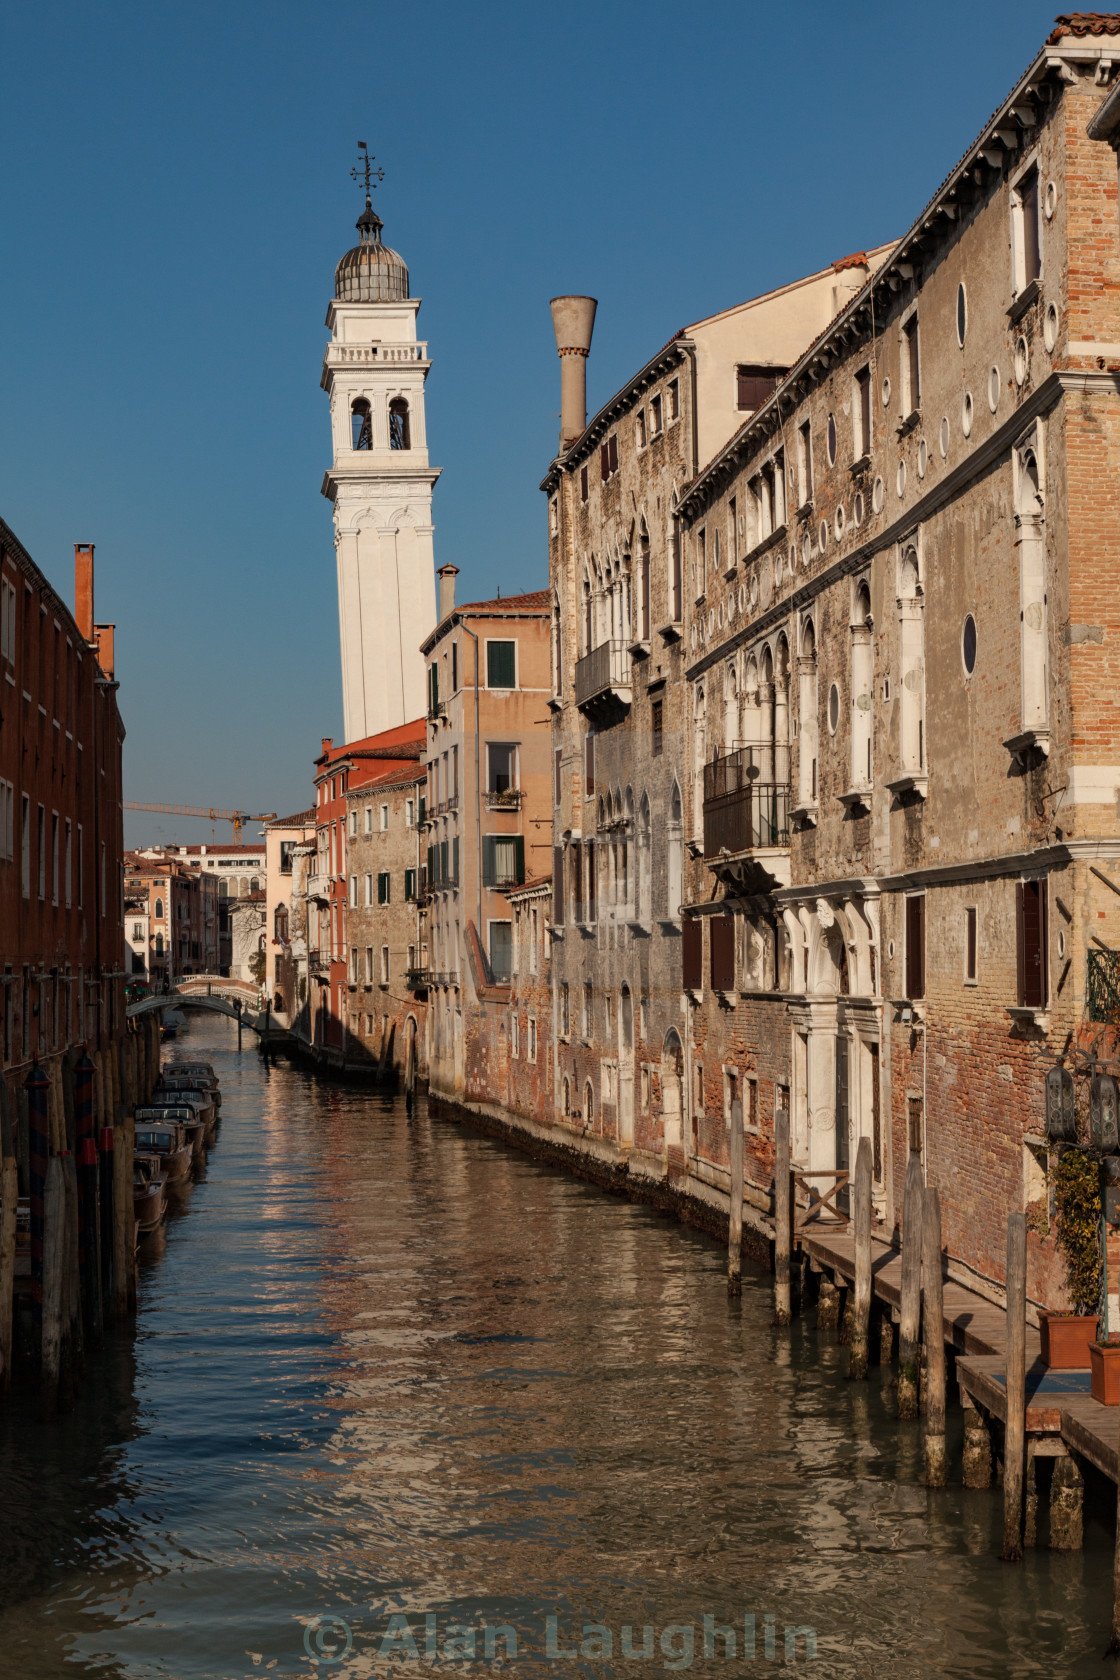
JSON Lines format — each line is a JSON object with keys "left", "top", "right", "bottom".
{"left": 619, "top": 985, "right": 635, "bottom": 1146}
{"left": 661, "top": 1028, "right": 684, "bottom": 1156}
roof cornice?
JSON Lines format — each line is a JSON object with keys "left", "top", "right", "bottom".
{"left": 539, "top": 334, "right": 690, "bottom": 493}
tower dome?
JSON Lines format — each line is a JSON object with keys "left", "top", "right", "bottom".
{"left": 334, "top": 202, "right": 410, "bottom": 303}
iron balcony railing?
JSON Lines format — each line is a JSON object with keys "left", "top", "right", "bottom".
{"left": 702, "top": 744, "right": 791, "bottom": 858}
{"left": 486, "top": 787, "right": 523, "bottom": 811}
{"left": 575, "top": 639, "right": 631, "bottom": 708}
{"left": 405, "top": 967, "right": 430, "bottom": 993}
{"left": 1088, "top": 948, "right": 1120, "bottom": 1023}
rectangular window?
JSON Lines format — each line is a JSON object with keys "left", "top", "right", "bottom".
{"left": 903, "top": 314, "right": 921, "bottom": 414}
{"left": 553, "top": 845, "right": 564, "bottom": 924}
{"left": 363, "top": 806, "right": 372, "bottom": 835}
{"left": 21, "top": 794, "right": 30, "bottom": 897}
{"left": 0, "top": 780, "right": 13, "bottom": 861}
{"left": 451, "top": 641, "right": 459, "bottom": 693}
{"left": 377, "top": 871, "right": 390, "bottom": 905}
{"left": 528, "top": 1016, "right": 537, "bottom": 1062}
{"left": 554, "top": 746, "right": 563, "bottom": 806}
{"left": 697, "top": 528, "right": 706, "bottom": 595}
{"left": 965, "top": 907, "right": 978, "bottom": 982}
{"left": 586, "top": 840, "right": 597, "bottom": 923}
{"left": 668, "top": 378, "right": 680, "bottom": 421}
{"left": 37, "top": 804, "right": 45, "bottom": 899}
{"left": 583, "top": 982, "right": 593, "bottom": 1037}
{"left": 77, "top": 823, "right": 82, "bottom": 908}
{"left": 364, "top": 872, "right": 373, "bottom": 906}
{"left": 0, "top": 576, "right": 16, "bottom": 663}
{"left": 348, "top": 811, "right": 357, "bottom": 837}
{"left": 683, "top": 916, "right": 703, "bottom": 991}
{"left": 366, "top": 946, "right": 374, "bottom": 982}
{"left": 636, "top": 410, "right": 647, "bottom": 448}
{"left": 482, "top": 835, "right": 524, "bottom": 888}
{"left": 854, "top": 365, "right": 872, "bottom": 458}
{"left": 489, "top": 921, "right": 512, "bottom": 982}
{"left": 797, "top": 420, "right": 813, "bottom": 506}
{"left": 1017, "top": 879, "right": 1048, "bottom": 1008}
{"left": 571, "top": 841, "right": 584, "bottom": 924}
{"left": 405, "top": 797, "right": 414, "bottom": 827}
{"left": 651, "top": 698, "right": 663, "bottom": 756}
{"left": 405, "top": 868, "right": 417, "bottom": 900}
{"left": 349, "top": 874, "right": 358, "bottom": 908}
{"left": 905, "top": 894, "right": 926, "bottom": 1001}
{"left": 487, "top": 742, "right": 517, "bottom": 794}
{"left": 650, "top": 392, "right": 663, "bottom": 435}
{"left": 736, "top": 363, "right": 784, "bottom": 411}
{"left": 511, "top": 1012, "right": 520, "bottom": 1057}
{"left": 486, "top": 640, "right": 516, "bottom": 689}
{"left": 51, "top": 812, "right": 59, "bottom": 905}
{"left": 350, "top": 946, "right": 359, "bottom": 983}
{"left": 728, "top": 496, "right": 737, "bottom": 564}
{"left": 585, "top": 732, "right": 595, "bottom": 796}
{"left": 599, "top": 432, "right": 619, "bottom": 482}
{"left": 580, "top": 464, "right": 589, "bottom": 502}
{"left": 64, "top": 819, "right": 71, "bottom": 907}
{"left": 381, "top": 945, "right": 390, "bottom": 984}
{"left": 559, "top": 982, "right": 570, "bottom": 1037}
{"left": 1012, "top": 164, "right": 1042, "bottom": 294}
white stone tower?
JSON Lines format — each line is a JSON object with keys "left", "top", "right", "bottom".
{"left": 321, "top": 163, "right": 439, "bottom": 742}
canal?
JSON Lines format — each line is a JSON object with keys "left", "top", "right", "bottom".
{"left": 0, "top": 1016, "right": 1117, "bottom": 1678}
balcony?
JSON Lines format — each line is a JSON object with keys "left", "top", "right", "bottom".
{"left": 702, "top": 745, "right": 791, "bottom": 891}
{"left": 486, "top": 787, "right": 523, "bottom": 812}
{"left": 1089, "top": 948, "right": 1120, "bottom": 1024}
{"left": 308, "top": 952, "right": 330, "bottom": 978}
{"left": 405, "top": 967, "right": 430, "bottom": 996}
{"left": 575, "top": 639, "right": 631, "bottom": 715}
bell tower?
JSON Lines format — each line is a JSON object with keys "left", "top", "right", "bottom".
{"left": 321, "top": 146, "right": 440, "bottom": 742}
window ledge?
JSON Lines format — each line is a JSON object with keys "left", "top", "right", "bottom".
{"left": 657, "top": 620, "right": 682, "bottom": 644}
{"left": 838, "top": 785, "right": 872, "bottom": 811}
{"left": 1008, "top": 1005, "right": 1050, "bottom": 1034}
{"left": 577, "top": 921, "right": 597, "bottom": 937}
{"left": 795, "top": 500, "right": 813, "bottom": 521}
{"left": 547, "top": 694, "right": 564, "bottom": 713}
{"left": 790, "top": 801, "right": 819, "bottom": 827}
{"left": 715, "top": 988, "right": 739, "bottom": 1009}
{"left": 849, "top": 453, "right": 872, "bottom": 476}
{"left": 885, "top": 773, "right": 928, "bottom": 800}
{"left": 896, "top": 410, "right": 921, "bottom": 438}
{"left": 1008, "top": 278, "right": 1041, "bottom": 324}
{"left": 627, "top": 918, "right": 653, "bottom": 936}
{"left": 1004, "top": 728, "right": 1050, "bottom": 762}
{"left": 657, "top": 915, "right": 682, "bottom": 931}
{"left": 628, "top": 638, "right": 651, "bottom": 660}
{"left": 723, "top": 564, "right": 738, "bottom": 581}
{"left": 742, "top": 523, "right": 788, "bottom": 567}
{"left": 891, "top": 997, "right": 925, "bottom": 1024}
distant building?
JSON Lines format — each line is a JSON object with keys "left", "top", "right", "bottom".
{"left": 421, "top": 572, "right": 553, "bottom": 1096}
{"left": 123, "top": 854, "right": 220, "bottom": 980}
{"left": 264, "top": 810, "right": 316, "bottom": 1022}
{"left": 131, "top": 842, "right": 265, "bottom": 974}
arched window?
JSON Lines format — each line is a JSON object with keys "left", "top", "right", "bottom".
{"left": 897, "top": 546, "right": 925, "bottom": 775}
{"left": 275, "top": 905, "right": 289, "bottom": 941}
{"left": 638, "top": 792, "right": 652, "bottom": 923}
{"left": 582, "top": 567, "right": 594, "bottom": 655}
{"left": 639, "top": 523, "right": 651, "bottom": 641}
{"left": 351, "top": 399, "right": 372, "bottom": 450}
{"left": 798, "top": 619, "right": 818, "bottom": 807}
{"left": 389, "top": 398, "right": 411, "bottom": 450}
{"left": 562, "top": 1076, "right": 571, "bottom": 1118}
{"left": 154, "top": 897, "right": 164, "bottom": 919}
{"left": 155, "top": 932, "right": 164, "bottom": 956}
{"left": 620, "top": 984, "right": 633, "bottom": 1052}
{"left": 250, "top": 877, "right": 260, "bottom": 894}
{"left": 668, "top": 780, "right": 683, "bottom": 918}
{"left": 585, "top": 1080, "right": 595, "bottom": 1125}
{"left": 669, "top": 492, "right": 683, "bottom": 623}
{"left": 851, "top": 582, "right": 873, "bottom": 790}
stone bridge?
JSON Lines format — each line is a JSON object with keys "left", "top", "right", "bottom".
{"left": 126, "top": 976, "right": 278, "bottom": 1037}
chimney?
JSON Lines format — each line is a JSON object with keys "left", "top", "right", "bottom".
{"left": 94, "top": 623, "right": 115, "bottom": 681}
{"left": 74, "top": 543, "right": 94, "bottom": 641}
{"left": 438, "top": 563, "right": 459, "bottom": 621}
{"left": 550, "top": 295, "right": 597, "bottom": 450}
{"left": 321, "top": 737, "right": 333, "bottom": 757}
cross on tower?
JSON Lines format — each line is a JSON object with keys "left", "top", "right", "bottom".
{"left": 350, "top": 141, "right": 385, "bottom": 206}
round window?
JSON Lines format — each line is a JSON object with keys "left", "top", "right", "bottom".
{"left": 1044, "top": 301, "right": 1059, "bottom": 354}
{"left": 939, "top": 416, "right": 950, "bottom": 459}
{"left": 988, "top": 365, "right": 1001, "bottom": 413}
{"left": 896, "top": 459, "right": 907, "bottom": 498}
{"left": 1014, "top": 336, "right": 1028, "bottom": 387}
{"left": 872, "top": 475, "right": 885, "bottom": 514}
{"left": 881, "top": 375, "right": 891, "bottom": 409}
{"left": 818, "top": 519, "right": 828, "bottom": 551}
{"left": 961, "top": 392, "right": 974, "bottom": 438}
{"left": 828, "top": 682, "right": 840, "bottom": 734}
{"left": 827, "top": 413, "right": 837, "bottom": 465}
{"left": 962, "top": 613, "right": 977, "bottom": 676}
{"left": 956, "top": 282, "right": 967, "bottom": 348}
{"left": 853, "top": 491, "right": 865, "bottom": 526}
{"left": 834, "top": 504, "right": 846, "bottom": 540}
{"left": 1044, "top": 179, "right": 1058, "bottom": 221}
{"left": 917, "top": 440, "right": 928, "bottom": 480}
{"left": 801, "top": 536, "right": 812, "bottom": 569}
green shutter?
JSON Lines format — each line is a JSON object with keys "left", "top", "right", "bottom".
{"left": 452, "top": 837, "right": 459, "bottom": 884}
{"left": 487, "top": 640, "right": 516, "bottom": 689}
{"left": 514, "top": 835, "right": 525, "bottom": 884}
{"left": 482, "top": 837, "right": 494, "bottom": 887}
{"left": 405, "top": 868, "right": 416, "bottom": 900}
{"left": 377, "top": 872, "right": 390, "bottom": 905}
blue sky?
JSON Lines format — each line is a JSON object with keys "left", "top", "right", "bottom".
{"left": 0, "top": 0, "right": 1063, "bottom": 845}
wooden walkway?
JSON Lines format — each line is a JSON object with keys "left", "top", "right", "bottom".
{"left": 799, "top": 1222, "right": 1120, "bottom": 1483}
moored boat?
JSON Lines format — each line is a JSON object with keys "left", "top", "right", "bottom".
{"left": 135, "top": 1103, "right": 206, "bottom": 1162}
{"left": 133, "top": 1156, "right": 167, "bottom": 1234}
{"left": 154, "top": 1079, "right": 215, "bottom": 1137}
{"left": 134, "top": 1122, "right": 193, "bottom": 1185}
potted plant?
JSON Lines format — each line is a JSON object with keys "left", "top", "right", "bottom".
{"left": 1044, "top": 1147, "right": 1101, "bottom": 1370}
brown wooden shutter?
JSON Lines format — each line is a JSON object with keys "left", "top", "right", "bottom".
{"left": 710, "top": 914, "right": 735, "bottom": 991}
{"left": 1019, "top": 879, "right": 1046, "bottom": 1007}
{"left": 600, "top": 442, "right": 610, "bottom": 482}
{"left": 553, "top": 846, "right": 564, "bottom": 924}
{"left": 905, "top": 895, "right": 925, "bottom": 1000}
{"left": 572, "top": 841, "right": 583, "bottom": 923}
{"left": 608, "top": 434, "right": 618, "bottom": 473}
{"left": 587, "top": 841, "right": 597, "bottom": 922}
{"left": 585, "top": 733, "right": 595, "bottom": 795}
{"left": 682, "top": 916, "right": 703, "bottom": 990}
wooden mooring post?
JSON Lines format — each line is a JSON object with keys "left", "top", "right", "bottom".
{"left": 897, "top": 1151, "right": 924, "bottom": 1420}
{"left": 774, "top": 1109, "right": 792, "bottom": 1326}
{"left": 1003, "top": 1212, "right": 1027, "bottom": 1563}
{"left": 922, "top": 1186, "right": 947, "bottom": 1485}
{"left": 728, "top": 1098, "right": 743, "bottom": 1296}
{"left": 848, "top": 1137, "right": 873, "bottom": 1379}
{"left": 41, "top": 1154, "right": 65, "bottom": 1412}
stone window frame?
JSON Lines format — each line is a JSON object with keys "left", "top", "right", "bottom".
{"left": 1009, "top": 146, "right": 1044, "bottom": 302}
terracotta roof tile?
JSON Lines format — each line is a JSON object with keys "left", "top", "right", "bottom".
{"left": 1048, "top": 13, "right": 1120, "bottom": 42}
{"left": 458, "top": 589, "right": 550, "bottom": 613}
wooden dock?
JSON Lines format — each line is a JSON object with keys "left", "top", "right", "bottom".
{"left": 799, "top": 1222, "right": 1120, "bottom": 1484}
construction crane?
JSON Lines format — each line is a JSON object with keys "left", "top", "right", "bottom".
{"left": 124, "top": 803, "right": 277, "bottom": 844}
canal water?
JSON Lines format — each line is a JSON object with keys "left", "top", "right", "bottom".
{"left": 0, "top": 1016, "right": 1117, "bottom": 1679}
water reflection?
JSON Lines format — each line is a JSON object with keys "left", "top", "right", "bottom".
{"left": 0, "top": 1015, "right": 1116, "bottom": 1677}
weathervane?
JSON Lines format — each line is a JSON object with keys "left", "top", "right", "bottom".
{"left": 350, "top": 140, "right": 385, "bottom": 207}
